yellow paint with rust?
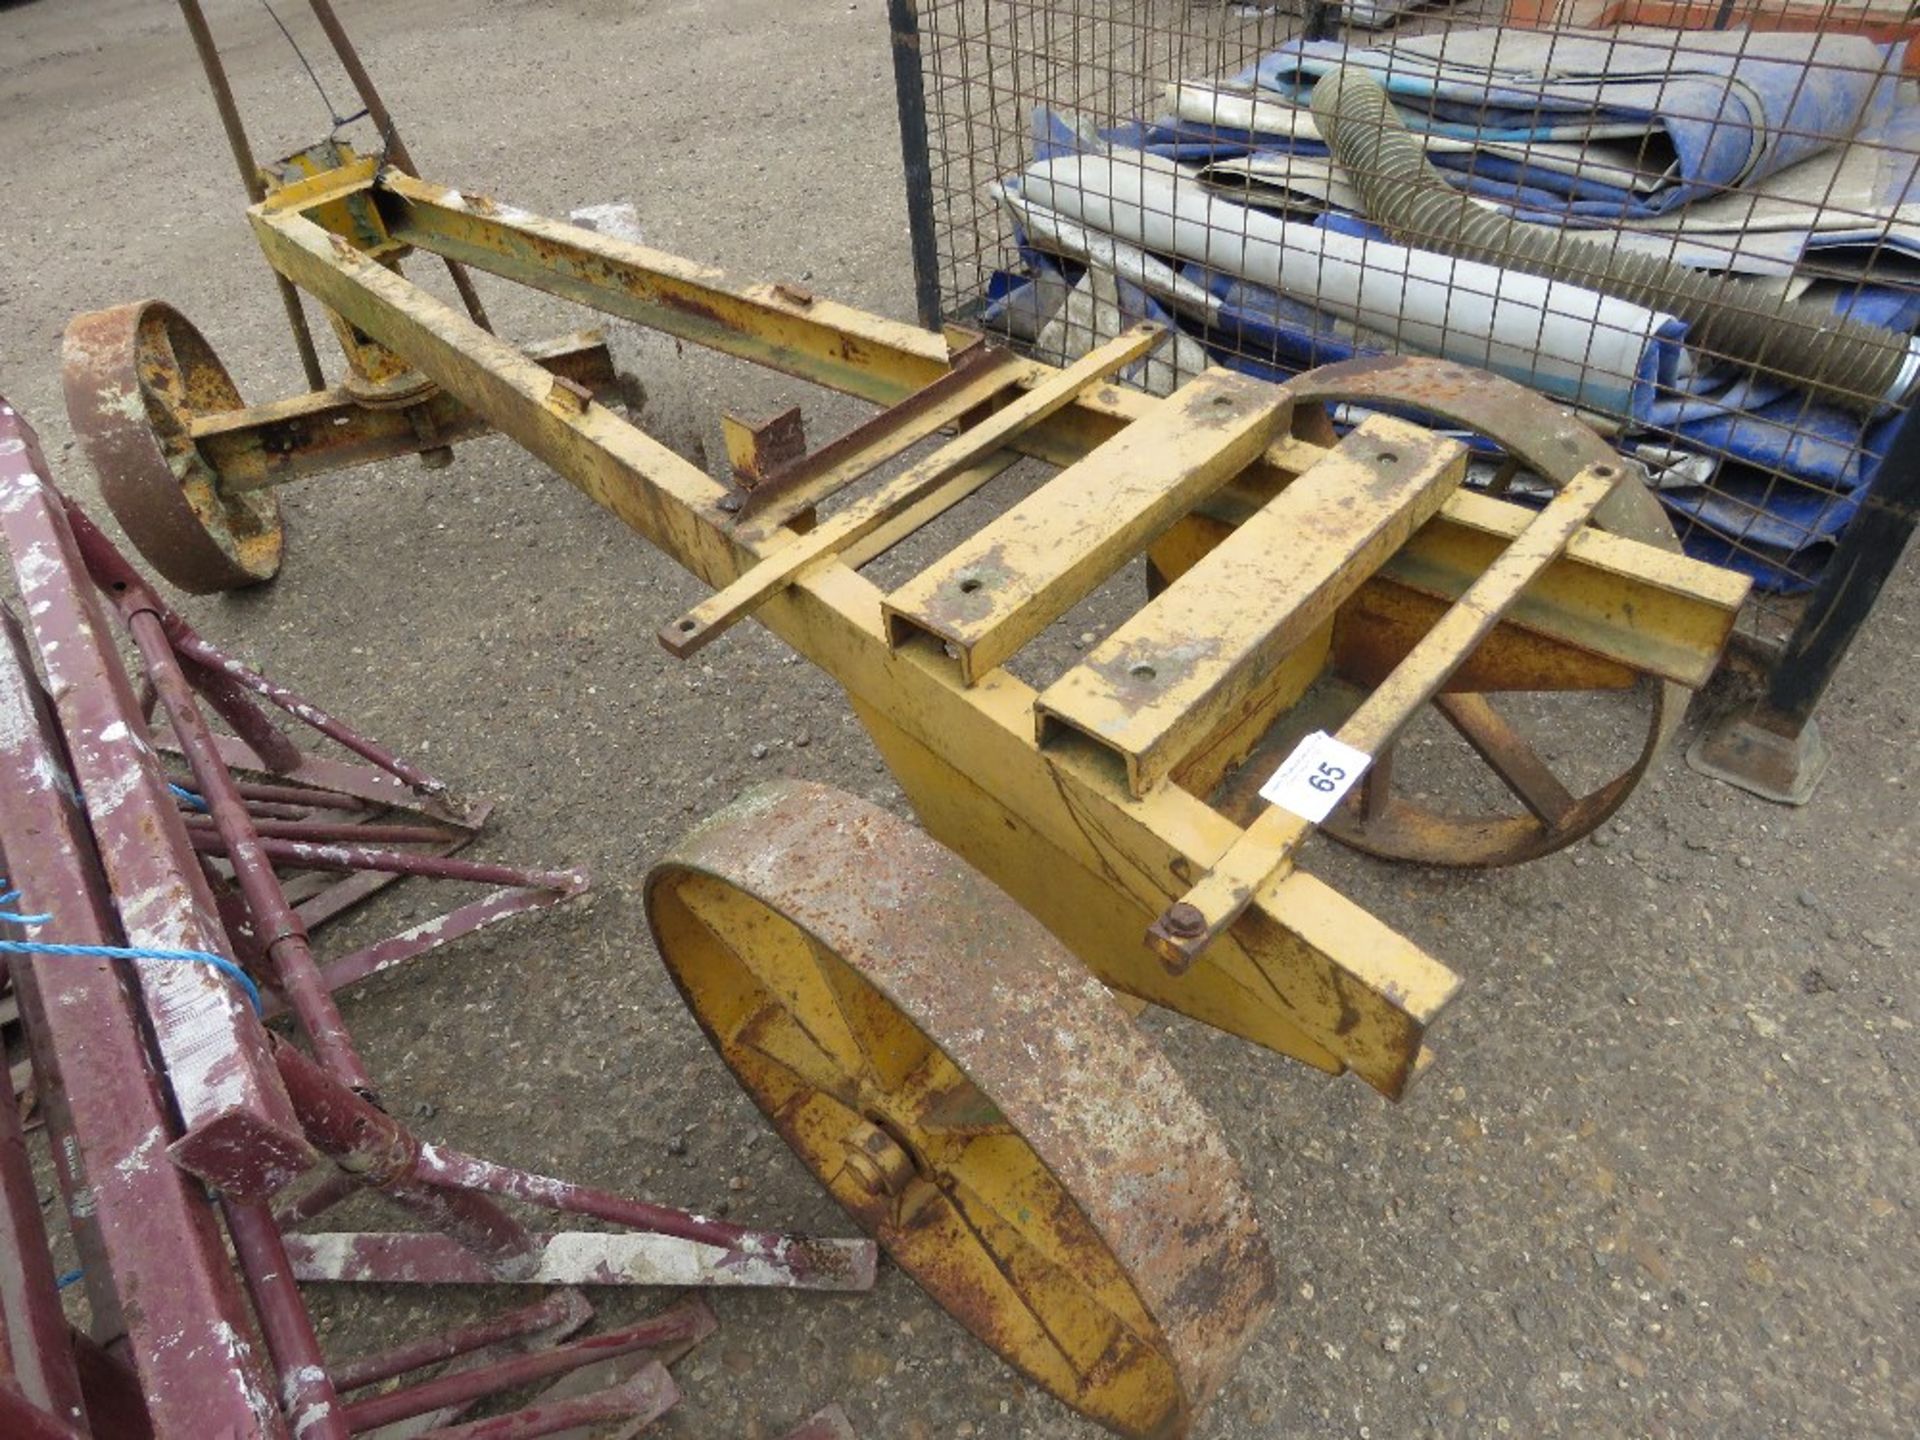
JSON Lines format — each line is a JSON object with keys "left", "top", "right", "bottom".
{"left": 243, "top": 162, "right": 1747, "bottom": 1102}
{"left": 882, "top": 368, "right": 1290, "bottom": 686}
{"left": 1160, "top": 465, "right": 1627, "bottom": 966}
{"left": 1035, "top": 415, "right": 1464, "bottom": 796}
{"left": 649, "top": 870, "right": 1181, "bottom": 1434}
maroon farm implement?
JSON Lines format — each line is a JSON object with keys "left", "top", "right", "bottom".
{"left": 0, "top": 397, "right": 873, "bottom": 1440}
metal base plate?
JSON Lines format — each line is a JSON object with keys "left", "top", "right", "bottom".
{"left": 1686, "top": 708, "right": 1832, "bottom": 806}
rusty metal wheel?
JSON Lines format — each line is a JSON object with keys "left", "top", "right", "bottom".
{"left": 1158, "top": 355, "right": 1688, "bottom": 869}
{"left": 63, "top": 300, "right": 285, "bottom": 593}
{"left": 647, "top": 781, "right": 1274, "bottom": 1439}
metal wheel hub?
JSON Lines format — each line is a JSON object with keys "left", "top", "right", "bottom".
{"left": 646, "top": 780, "right": 1276, "bottom": 1439}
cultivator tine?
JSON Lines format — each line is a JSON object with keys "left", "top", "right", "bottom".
{"left": 334, "top": 1306, "right": 706, "bottom": 1433}
{"left": 329, "top": 1292, "right": 594, "bottom": 1395}
{"left": 1151, "top": 461, "right": 1625, "bottom": 969}
{"left": 408, "top": 1363, "right": 679, "bottom": 1440}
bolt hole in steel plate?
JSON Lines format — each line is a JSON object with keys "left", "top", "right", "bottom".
{"left": 1158, "top": 355, "right": 1688, "bottom": 868}
{"left": 63, "top": 300, "right": 284, "bottom": 593}
{"left": 646, "top": 781, "right": 1274, "bottom": 1439}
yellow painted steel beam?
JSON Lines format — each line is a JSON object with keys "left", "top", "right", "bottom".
{"left": 882, "top": 368, "right": 1290, "bottom": 686}
{"left": 660, "top": 325, "right": 1161, "bottom": 659}
{"left": 188, "top": 332, "right": 614, "bottom": 491}
{"left": 1153, "top": 463, "right": 1624, "bottom": 969}
{"left": 1036, "top": 416, "right": 1465, "bottom": 796}
{"left": 247, "top": 197, "right": 1456, "bottom": 1098}
{"left": 307, "top": 168, "right": 1741, "bottom": 688}
{"left": 1378, "top": 491, "right": 1749, "bottom": 690}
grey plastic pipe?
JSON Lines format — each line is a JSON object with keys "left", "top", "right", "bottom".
{"left": 1309, "top": 67, "right": 1920, "bottom": 414}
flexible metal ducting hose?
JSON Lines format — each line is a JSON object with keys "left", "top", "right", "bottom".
{"left": 1309, "top": 67, "right": 1920, "bottom": 414}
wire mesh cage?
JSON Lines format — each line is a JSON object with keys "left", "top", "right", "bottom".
{"left": 897, "top": 0, "right": 1920, "bottom": 647}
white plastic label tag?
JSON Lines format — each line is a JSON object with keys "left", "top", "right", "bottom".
{"left": 1258, "top": 731, "right": 1373, "bottom": 824}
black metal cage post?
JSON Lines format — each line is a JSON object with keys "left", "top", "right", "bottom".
{"left": 884, "top": 0, "right": 1920, "bottom": 802}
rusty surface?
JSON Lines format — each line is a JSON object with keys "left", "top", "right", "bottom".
{"left": 1285, "top": 355, "right": 1673, "bottom": 547}
{"left": 647, "top": 780, "right": 1276, "bottom": 1439}
{"left": 62, "top": 300, "right": 287, "bottom": 593}
{"left": 724, "top": 405, "right": 808, "bottom": 489}
{"left": 1272, "top": 355, "right": 1689, "bottom": 866}
{"left": 191, "top": 332, "right": 616, "bottom": 495}
{"left": 739, "top": 341, "right": 1024, "bottom": 522}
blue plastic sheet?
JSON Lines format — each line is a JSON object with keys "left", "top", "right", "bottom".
{"left": 1240, "top": 31, "right": 1896, "bottom": 223}
{"left": 998, "top": 72, "right": 1918, "bottom": 590}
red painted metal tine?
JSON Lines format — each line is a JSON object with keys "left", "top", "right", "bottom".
{"left": 224, "top": 1201, "right": 349, "bottom": 1440}
{"left": 404, "top": 1149, "right": 877, "bottom": 1291}
{"left": 410, "top": 1364, "right": 679, "bottom": 1440}
{"left": 283, "top": 884, "right": 581, "bottom": 1018}
{"left": 185, "top": 817, "right": 463, "bottom": 846}
{"left": 60, "top": 497, "right": 452, "bottom": 798}
{"left": 329, "top": 1292, "right": 590, "bottom": 1394}
{"left": 341, "top": 1308, "right": 706, "bottom": 1433}
{"left": 187, "top": 832, "right": 587, "bottom": 892}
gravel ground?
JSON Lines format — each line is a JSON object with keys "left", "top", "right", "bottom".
{"left": 1, "top": 2, "right": 1915, "bottom": 1437}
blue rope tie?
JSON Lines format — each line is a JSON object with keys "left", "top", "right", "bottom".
{"left": 169, "top": 782, "right": 209, "bottom": 812}
{"left": 0, "top": 880, "right": 263, "bottom": 1016}
{"left": 56, "top": 1268, "right": 83, "bottom": 1291}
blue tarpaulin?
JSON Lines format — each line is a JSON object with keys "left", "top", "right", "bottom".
{"left": 990, "top": 28, "right": 1918, "bottom": 591}
{"left": 1237, "top": 29, "right": 1897, "bottom": 223}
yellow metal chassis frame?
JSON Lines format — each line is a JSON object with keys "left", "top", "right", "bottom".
{"left": 242, "top": 157, "right": 1747, "bottom": 1100}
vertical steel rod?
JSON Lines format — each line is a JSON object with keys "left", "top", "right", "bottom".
{"left": 1764, "top": 403, "right": 1920, "bottom": 727}
{"left": 300, "top": 0, "right": 496, "bottom": 332}
{"left": 173, "top": 0, "right": 329, "bottom": 389}
{"left": 887, "top": 0, "right": 944, "bottom": 330}
{"left": 224, "top": 1202, "right": 351, "bottom": 1440}
{"left": 129, "top": 608, "right": 375, "bottom": 1091}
